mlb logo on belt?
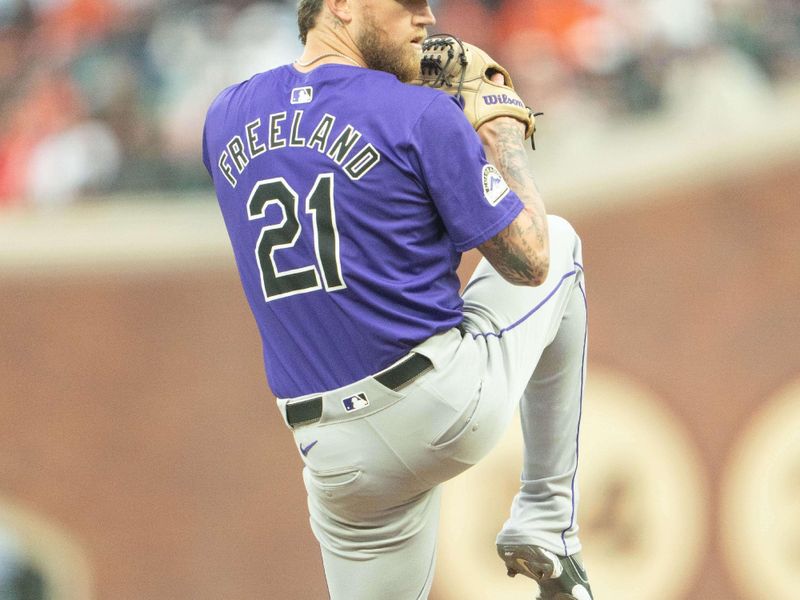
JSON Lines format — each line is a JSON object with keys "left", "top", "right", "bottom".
{"left": 291, "top": 86, "right": 313, "bottom": 104}
{"left": 343, "top": 393, "right": 369, "bottom": 412}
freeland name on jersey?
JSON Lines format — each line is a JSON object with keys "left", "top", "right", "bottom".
{"left": 217, "top": 109, "right": 382, "bottom": 188}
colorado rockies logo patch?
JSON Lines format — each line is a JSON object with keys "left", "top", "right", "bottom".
{"left": 482, "top": 164, "right": 510, "bottom": 206}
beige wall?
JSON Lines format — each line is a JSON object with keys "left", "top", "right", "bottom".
{"left": 1, "top": 159, "right": 798, "bottom": 599}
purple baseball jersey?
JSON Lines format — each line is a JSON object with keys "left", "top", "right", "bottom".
{"left": 202, "top": 64, "right": 523, "bottom": 398}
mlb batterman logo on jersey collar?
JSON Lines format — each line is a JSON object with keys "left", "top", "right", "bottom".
{"left": 482, "top": 164, "right": 510, "bottom": 206}
{"left": 291, "top": 86, "right": 313, "bottom": 104}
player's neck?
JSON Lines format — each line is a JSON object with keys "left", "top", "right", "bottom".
{"left": 296, "top": 29, "right": 366, "bottom": 72}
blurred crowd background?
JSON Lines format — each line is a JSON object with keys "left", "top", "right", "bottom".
{"left": 0, "top": 0, "right": 798, "bottom": 207}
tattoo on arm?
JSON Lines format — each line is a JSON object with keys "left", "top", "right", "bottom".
{"left": 480, "top": 210, "right": 548, "bottom": 285}
{"left": 479, "top": 121, "right": 549, "bottom": 285}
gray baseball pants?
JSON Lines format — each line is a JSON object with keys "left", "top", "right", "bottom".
{"left": 277, "top": 215, "right": 587, "bottom": 599}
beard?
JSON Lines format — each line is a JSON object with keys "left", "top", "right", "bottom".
{"left": 356, "top": 13, "right": 421, "bottom": 82}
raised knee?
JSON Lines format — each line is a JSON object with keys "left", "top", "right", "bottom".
{"left": 546, "top": 215, "right": 583, "bottom": 268}
{"left": 547, "top": 215, "right": 577, "bottom": 239}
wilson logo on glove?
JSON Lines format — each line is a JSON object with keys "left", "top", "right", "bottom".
{"left": 483, "top": 94, "right": 525, "bottom": 108}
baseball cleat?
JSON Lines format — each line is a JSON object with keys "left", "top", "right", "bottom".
{"left": 496, "top": 544, "right": 593, "bottom": 600}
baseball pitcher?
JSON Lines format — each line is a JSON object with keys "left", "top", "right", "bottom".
{"left": 202, "top": 1, "right": 592, "bottom": 598}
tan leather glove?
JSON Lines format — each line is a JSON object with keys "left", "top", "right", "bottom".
{"left": 414, "top": 34, "right": 538, "bottom": 142}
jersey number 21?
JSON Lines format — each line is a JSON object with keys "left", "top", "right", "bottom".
{"left": 247, "top": 173, "right": 345, "bottom": 302}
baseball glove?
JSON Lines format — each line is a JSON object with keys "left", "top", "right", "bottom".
{"left": 415, "top": 34, "right": 540, "bottom": 145}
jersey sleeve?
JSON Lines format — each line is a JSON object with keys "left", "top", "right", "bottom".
{"left": 410, "top": 93, "right": 523, "bottom": 252}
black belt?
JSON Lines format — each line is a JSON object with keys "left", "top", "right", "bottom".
{"left": 285, "top": 353, "right": 433, "bottom": 428}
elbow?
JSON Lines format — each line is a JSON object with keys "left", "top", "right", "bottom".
{"left": 506, "top": 250, "right": 549, "bottom": 287}
{"left": 478, "top": 235, "right": 550, "bottom": 287}
{"left": 526, "top": 252, "right": 550, "bottom": 287}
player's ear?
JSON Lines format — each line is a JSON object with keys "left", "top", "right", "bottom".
{"left": 325, "top": 0, "right": 354, "bottom": 25}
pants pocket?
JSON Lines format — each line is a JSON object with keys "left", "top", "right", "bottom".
{"left": 307, "top": 466, "right": 362, "bottom": 490}
{"left": 424, "top": 378, "right": 506, "bottom": 474}
{"left": 430, "top": 383, "right": 482, "bottom": 449}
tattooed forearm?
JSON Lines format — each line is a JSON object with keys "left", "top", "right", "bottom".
{"left": 489, "top": 122, "right": 536, "bottom": 191}
{"left": 480, "top": 211, "right": 548, "bottom": 285}
{"left": 478, "top": 118, "right": 550, "bottom": 286}
{"left": 488, "top": 121, "right": 548, "bottom": 249}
